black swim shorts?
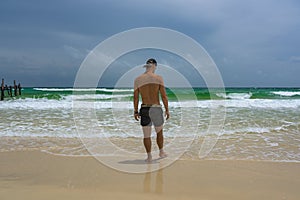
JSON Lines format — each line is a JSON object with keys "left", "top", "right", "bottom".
{"left": 139, "top": 106, "right": 164, "bottom": 127}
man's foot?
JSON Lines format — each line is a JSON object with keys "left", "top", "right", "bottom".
{"left": 145, "top": 154, "right": 152, "bottom": 163}
{"left": 159, "top": 150, "right": 168, "bottom": 158}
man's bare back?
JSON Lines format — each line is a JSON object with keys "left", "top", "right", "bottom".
{"left": 134, "top": 73, "right": 163, "bottom": 105}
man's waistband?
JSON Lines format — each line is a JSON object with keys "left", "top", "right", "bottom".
{"left": 141, "top": 104, "right": 161, "bottom": 108}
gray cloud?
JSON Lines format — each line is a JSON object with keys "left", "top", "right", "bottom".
{"left": 0, "top": 0, "right": 299, "bottom": 87}
{"left": 289, "top": 56, "right": 300, "bottom": 63}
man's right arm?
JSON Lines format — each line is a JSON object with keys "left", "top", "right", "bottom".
{"left": 133, "top": 79, "right": 139, "bottom": 121}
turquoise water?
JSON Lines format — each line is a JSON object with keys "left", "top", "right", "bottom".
{"left": 4, "top": 87, "right": 300, "bottom": 101}
{"left": 0, "top": 87, "right": 299, "bottom": 162}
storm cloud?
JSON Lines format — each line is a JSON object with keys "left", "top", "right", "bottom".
{"left": 0, "top": 0, "right": 299, "bottom": 87}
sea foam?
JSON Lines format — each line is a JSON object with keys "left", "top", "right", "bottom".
{"left": 272, "top": 91, "right": 300, "bottom": 97}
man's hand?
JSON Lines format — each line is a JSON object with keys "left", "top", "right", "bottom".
{"left": 165, "top": 110, "right": 170, "bottom": 120}
{"left": 134, "top": 112, "right": 140, "bottom": 121}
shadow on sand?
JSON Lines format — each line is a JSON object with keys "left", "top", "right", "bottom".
{"left": 118, "top": 157, "right": 164, "bottom": 165}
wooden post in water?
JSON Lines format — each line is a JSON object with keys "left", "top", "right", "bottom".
{"left": 1, "top": 79, "right": 4, "bottom": 101}
{"left": 5, "top": 84, "right": 9, "bottom": 96}
{"left": 14, "top": 80, "right": 18, "bottom": 96}
{"left": 9, "top": 86, "right": 12, "bottom": 97}
{"left": 18, "top": 83, "right": 22, "bottom": 96}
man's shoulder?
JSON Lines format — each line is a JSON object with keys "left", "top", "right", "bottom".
{"left": 154, "top": 74, "right": 163, "bottom": 82}
{"left": 135, "top": 73, "right": 164, "bottom": 82}
{"left": 135, "top": 74, "right": 144, "bottom": 80}
{"left": 155, "top": 74, "right": 163, "bottom": 79}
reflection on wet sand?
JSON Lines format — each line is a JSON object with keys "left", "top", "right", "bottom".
{"left": 143, "top": 163, "right": 164, "bottom": 194}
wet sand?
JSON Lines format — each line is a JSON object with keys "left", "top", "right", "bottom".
{"left": 0, "top": 150, "right": 299, "bottom": 200}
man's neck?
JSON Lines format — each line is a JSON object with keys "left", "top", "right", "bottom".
{"left": 145, "top": 68, "right": 155, "bottom": 74}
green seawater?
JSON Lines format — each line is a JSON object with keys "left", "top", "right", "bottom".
{"left": 7, "top": 87, "right": 300, "bottom": 101}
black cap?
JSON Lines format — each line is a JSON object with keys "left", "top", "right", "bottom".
{"left": 146, "top": 58, "right": 157, "bottom": 66}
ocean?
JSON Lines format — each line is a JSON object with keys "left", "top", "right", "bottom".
{"left": 0, "top": 87, "right": 299, "bottom": 163}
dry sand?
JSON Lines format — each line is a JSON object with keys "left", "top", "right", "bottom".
{"left": 0, "top": 150, "right": 299, "bottom": 200}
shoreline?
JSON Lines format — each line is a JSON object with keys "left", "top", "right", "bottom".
{"left": 1, "top": 135, "right": 299, "bottom": 164}
{"left": 1, "top": 150, "right": 299, "bottom": 200}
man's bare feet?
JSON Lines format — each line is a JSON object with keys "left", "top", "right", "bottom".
{"left": 159, "top": 150, "right": 168, "bottom": 158}
{"left": 145, "top": 153, "right": 152, "bottom": 163}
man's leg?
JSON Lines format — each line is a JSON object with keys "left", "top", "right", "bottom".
{"left": 155, "top": 126, "right": 167, "bottom": 158}
{"left": 142, "top": 126, "right": 152, "bottom": 162}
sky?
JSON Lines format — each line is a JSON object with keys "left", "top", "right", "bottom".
{"left": 0, "top": 0, "right": 300, "bottom": 87}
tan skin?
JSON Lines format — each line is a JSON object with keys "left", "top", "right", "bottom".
{"left": 134, "top": 64, "right": 169, "bottom": 162}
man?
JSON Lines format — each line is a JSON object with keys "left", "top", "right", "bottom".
{"left": 134, "top": 58, "right": 170, "bottom": 162}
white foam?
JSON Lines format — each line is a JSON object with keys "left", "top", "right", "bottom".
{"left": 222, "top": 99, "right": 300, "bottom": 109}
{"left": 272, "top": 91, "right": 300, "bottom": 97}
{"left": 97, "top": 88, "right": 134, "bottom": 93}
{"left": 1, "top": 98, "right": 300, "bottom": 110}
{"left": 69, "top": 94, "right": 132, "bottom": 100}
{"left": 0, "top": 131, "right": 78, "bottom": 138}
{"left": 222, "top": 127, "right": 272, "bottom": 135}
{"left": 33, "top": 88, "right": 134, "bottom": 92}
{"left": 216, "top": 93, "right": 252, "bottom": 99}
{"left": 269, "top": 143, "right": 279, "bottom": 147}
{"left": 0, "top": 98, "right": 72, "bottom": 109}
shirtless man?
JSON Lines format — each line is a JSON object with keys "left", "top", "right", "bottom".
{"left": 134, "top": 58, "right": 170, "bottom": 162}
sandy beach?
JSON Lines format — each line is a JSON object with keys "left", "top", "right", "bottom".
{"left": 0, "top": 150, "right": 299, "bottom": 200}
{"left": 1, "top": 0, "right": 300, "bottom": 199}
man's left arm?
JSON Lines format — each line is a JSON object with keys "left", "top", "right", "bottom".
{"left": 159, "top": 77, "right": 170, "bottom": 120}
